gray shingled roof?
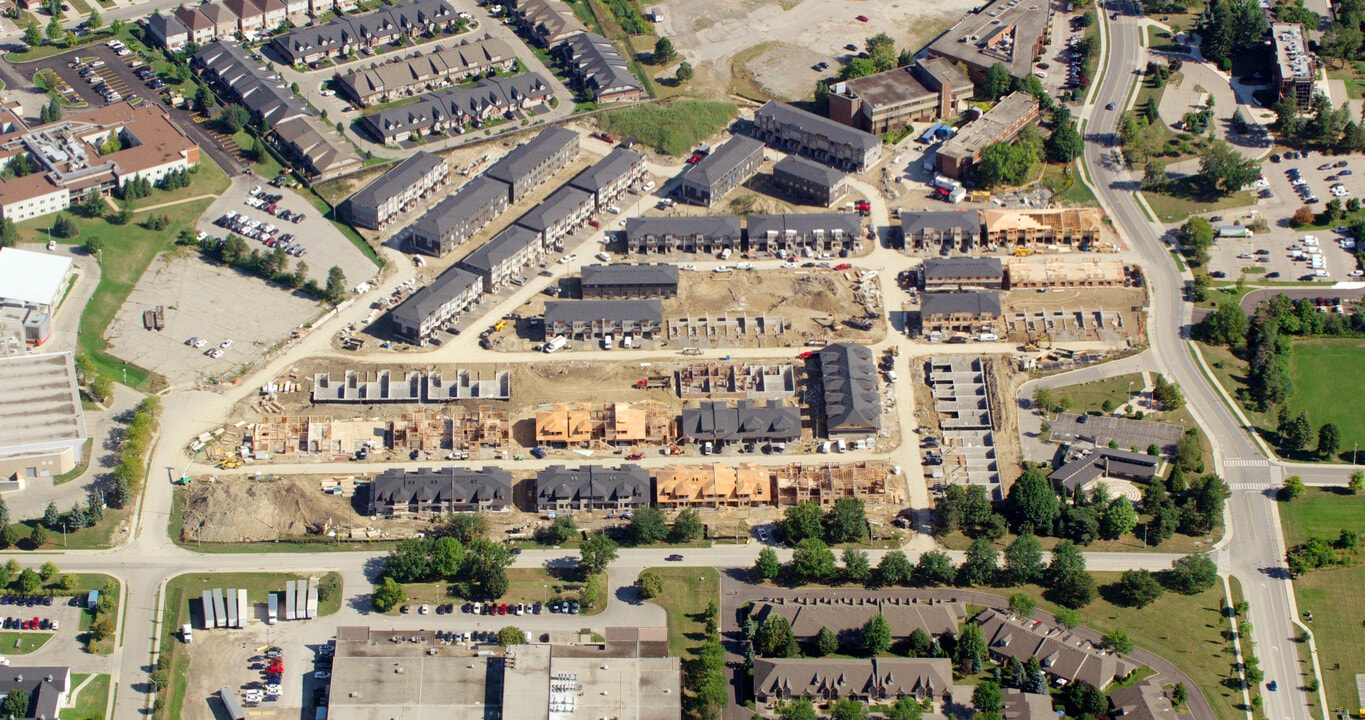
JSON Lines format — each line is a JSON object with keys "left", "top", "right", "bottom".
{"left": 389, "top": 267, "right": 481, "bottom": 327}
{"left": 773, "top": 154, "right": 848, "bottom": 188}
{"left": 920, "top": 291, "right": 1002, "bottom": 316}
{"left": 922, "top": 257, "right": 1003, "bottom": 281}
{"left": 680, "top": 400, "right": 801, "bottom": 442}
{"left": 347, "top": 151, "right": 445, "bottom": 210}
{"left": 535, "top": 465, "right": 650, "bottom": 504}
{"left": 681, "top": 136, "right": 764, "bottom": 187}
{"left": 746, "top": 212, "right": 860, "bottom": 238}
{"left": 411, "top": 176, "right": 508, "bottom": 240}
{"left": 514, "top": 185, "right": 591, "bottom": 233}
{"left": 818, "top": 342, "right": 881, "bottom": 434}
{"left": 360, "top": 73, "right": 553, "bottom": 139}
{"left": 1048, "top": 448, "right": 1161, "bottom": 491}
{"left": 486, "top": 126, "right": 579, "bottom": 186}
{"left": 568, "top": 147, "right": 644, "bottom": 194}
{"left": 458, "top": 225, "right": 541, "bottom": 273}
{"left": 625, "top": 215, "right": 743, "bottom": 239}
{"left": 268, "top": 0, "right": 455, "bottom": 62}
{"left": 561, "top": 31, "right": 642, "bottom": 97}
{"left": 580, "top": 263, "right": 679, "bottom": 287}
{"left": 755, "top": 100, "right": 882, "bottom": 153}
{"left": 899, "top": 209, "right": 983, "bottom": 235}
{"left": 543, "top": 299, "right": 663, "bottom": 324}
{"left": 370, "top": 466, "right": 512, "bottom": 512}
{"left": 194, "top": 41, "right": 309, "bottom": 124}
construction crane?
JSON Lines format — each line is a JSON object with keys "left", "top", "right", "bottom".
{"left": 174, "top": 458, "right": 194, "bottom": 485}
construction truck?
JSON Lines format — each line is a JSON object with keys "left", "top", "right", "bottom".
{"left": 634, "top": 375, "right": 672, "bottom": 390}
{"left": 1014, "top": 248, "right": 1032, "bottom": 257}
{"left": 218, "top": 456, "right": 242, "bottom": 470}
{"left": 492, "top": 319, "right": 508, "bottom": 332}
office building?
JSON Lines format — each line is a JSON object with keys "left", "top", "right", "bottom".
{"left": 828, "top": 58, "right": 972, "bottom": 134}
{"left": 1272, "top": 22, "right": 1316, "bottom": 110}
{"left": 926, "top": 0, "right": 1052, "bottom": 80}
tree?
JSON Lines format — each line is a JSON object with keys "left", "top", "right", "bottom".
{"left": 887, "top": 695, "right": 924, "bottom": 720}
{"left": 464, "top": 538, "right": 514, "bottom": 600}
{"left": 37, "top": 561, "right": 57, "bottom": 581}
{"left": 496, "top": 626, "right": 526, "bottom": 645}
{"left": 1048, "top": 541, "right": 1096, "bottom": 608}
{"left": 842, "top": 547, "right": 871, "bottom": 584}
{"left": 877, "top": 550, "right": 914, "bottom": 586}
{"left": 578, "top": 532, "right": 618, "bottom": 575}
{"left": 1008, "top": 593, "right": 1037, "bottom": 618}
{"left": 1062, "top": 680, "right": 1106, "bottom": 718}
{"left": 369, "top": 578, "right": 406, "bottom": 612}
{"left": 830, "top": 699, "right": 869, "bottom": 720}
{"left": 958, "top": 537, "right": 999, "bottom": 586}
{"left": 1142, "top": 157, "right": 1171, "bottom": 191}
{"left": 906, "top": 628, "right": 933, "bottom": 658}
{"left": 861, "top": 612, "right": 892, "bottom": 655}
{"left": 45, "top": 15, "right": 61, "bottom": 41}
{"left": 671, "top": 508, "right": 704, "bottom": 543}
{"left": 751, "top": 546, "right": 781, "bottom": 582}
{"left": 635, "top": 569, "right": 663, "bottom": 599}
{"left": 812, "top": 626, "right": 839, "bottom": 656}
{"left": 1197, "top": 139, "right": 1262, "bottom": 197}
{"left": 1350, "top": 471, "right": 1364, "bottom": 494}
{"left": 627, "top": 505, "right": 668, "bottom": 544}
{"left": 980, "top": 62, "right": 1012, "bottom": 100}
{"left": 1101, "top": 628, "right": 1133, "bottom": 655}
{"left": 540, "top": 515, "right": 576, "bottom": 545}
{"left": 0, "top": 498, "right": 8, "bottom": 530}
{"left": 1201, "top": 299, "right": 1248, "bottom": 347}
{"left": 914, "top": 550, "right": 956, "bottom": 586}
{"left": 782, "top": 500, "right": 825, "bottom": 543}
{"left": 218, "top": 105, "right": 251, "bottom": 133}
{"left": 429, "top": 536, "right": 464, "bottom": 578}
{"left": 1046, "top": 118, "right": 1084, "bottom": 162}
{"left": 87, "top": 7, "right": 101, "bottom": 28}
{"left": 1167, "top": 553, "right": 1219, "bottom": 594}
{"left": 756, "top": 615, "right": 797, "bottom": 657}
{"left": 1113, "top": 569, "right": 1164, "bottom": 607}
{"left": 1100, "top": 497, "right": 1138, "bottom": 540}
{"left": 0, "top": 218, "right": 16, "bottom": 248}
{"left": 865, "top": 32, "right": 897, "bottom": 72}
{"left": 1279, "top": 412, "right": 1313, "bottom": 454}
{"left": 325, "top": 265, "right": 348, "bottom": 303}
{"left": 1173, "top": 682, "right": 1188, "bottom": 707}
{"left": 17, "top": 568, "right": 40, "bottom": 596}
{"left": 1318, "top": 423, "right": 1341, "bottom": 458}
{"left": 779, "top": 698, "right": 818, "bottom": 720}
{"left": 653, "top": 36, "right": 675, "bottom": 64}
{"left": 1005, "top": 469, "right": 1059, "bottom": 533}
{"left": 24, "top": 20, "right": 41, "bottom": 48}
{"left": 1282, "top": 474, "right": 1307, "bottom": 500}
{"left": 955, "top": 622, "right": 986, "bottom": 674}
{"left": 823, "top": 497, "right": 867, "bottom": 543}
{"left": 51, "top": 214, "right": 79, "bottom": 239}
{"left": 674, "top": 62, "right": 693, "bottom": 82}
{"left": 973, "top": 681, "right": 1003, "bottom": 714}
{"left": 1153, "top": 375, "right": 1184, "bottom": 409}
{"left": 790, "top": 538, "right": 836, "bottom": 584}
{"left": 1, "top": 689, "right": 28, "bottom": 719}
{"left": 42, "top": 502, "right": 59, "bottom": 530}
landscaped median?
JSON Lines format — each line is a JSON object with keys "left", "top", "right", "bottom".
{"left": 153, "top": 572, "right": 343, "bottom": 720}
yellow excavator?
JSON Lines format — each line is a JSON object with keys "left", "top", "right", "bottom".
{"left": 1014, "top": 247, "right": 1032, "bottom": 257}
{"left": 218, "top": 456, "right": 241, "bottom": 469}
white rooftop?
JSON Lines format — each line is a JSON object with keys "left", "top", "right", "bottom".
{"left": 0, "top": 248, "right": 73, "bottom": 308}
{"left": 0, "top": 351, "right": 87, "bottom": 454}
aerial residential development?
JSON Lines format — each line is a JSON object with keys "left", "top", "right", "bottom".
{"left": 0, "top": 0, "right": 1358, "bottom": 720}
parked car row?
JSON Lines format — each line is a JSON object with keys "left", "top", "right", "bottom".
{"left": 0, "top": 595, "right": 53, "bottom": 607}
{"left": 1, "top": 617, "right": 57, "bottom": 631}
{"left": 214, "top": 212, "right": 308, "bottom": 257}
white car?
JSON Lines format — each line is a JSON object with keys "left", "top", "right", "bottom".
{"left": 781, "top": 262, "right": 798, "bottom": 268}
{"left": 680, "top": 264, "right": 696, "bottom": 271}
{"left": 1351, "top": 270, "right": 1364, "bottom": 277}
{"left": 558, "top": 254, "right": 577, "bottom": 264}
{"left": 219, "top": 339, "right": 234, "bottom": 349}
{"left": 713, "top": 266, "right": 733, "bottom": 273}
{"left": 643, "top": 181, "right": 656, "bottom": 191}
{"left": 192, "top": 339, "right": 207, "bottom": 348}
{"left": 206, "top": 348, "right": 224, "bottom": 359}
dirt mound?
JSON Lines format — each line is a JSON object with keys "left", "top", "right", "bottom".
{"left": 180, "top": 478, "right": 358, "bottom": 542}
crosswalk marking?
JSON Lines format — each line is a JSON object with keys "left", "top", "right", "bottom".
{"left": 1224, "top": 458, "right": 1271, "bottom": 467}
{"left": 1228, "top": 483, "right": 1272, "bottom": 490}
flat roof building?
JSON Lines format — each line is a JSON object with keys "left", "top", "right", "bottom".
{"left": 0, "top": 248, "right": 73, "bottom": 315}
{"left": 625, "top": 215, "right": 743, "bottom": 254}
{"left": 818, "top": 342, "right": 881, "bottom": 437}
{"left": 389, "top": 267, "right": 483, "bottom": 343}
{"left": 753, "top": 101, "right": 883, "bottom": 172}
{"left": 369, "top": 466, "right": 512, "bottom": 515}
{"left": 409, "top": 175, "right": 511, "bottom": 258}
{"left": 535, "top": 464, "right": 650, "bottom": 510}
{"left": 745, "top": 212, "right": 861, "bottom": 254}
{"left": 1273, "top": 22, "right": 1316, "bottom": 110}
{"left": 484, "top": 125, "right": 580, "bottom": 202}
{"left": 936, "top": 92, "right": 1039, "bottom": 179}
{"left": 580, "top": 263, "right": 679, "bottom": 299}
{"left": 0, "top": 353, "right": 88, "bottom": 484}
{"left": 829, "top": 58, "right": 973, "bottom": 134}
{"left": 342, "top": 151, "right": 450, "bottom": 231}
{"left": 921, "top": 256, "right": 1005, "bottom": 291}
{"left": 926, "top": 0, "right": 1053, "bottom": 80}
{"left": 676, "top": 136, "right": 764, "bottom": 207}
{"left": 770, "top": 155, "right": 849, "bottom": 207}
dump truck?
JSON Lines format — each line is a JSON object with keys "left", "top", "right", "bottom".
{"left": 634, "top": 375, "right": 671, "bottom": 390}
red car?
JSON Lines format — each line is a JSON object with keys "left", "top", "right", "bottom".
{"left": 797, "top": 351, "right": 815, "bottom": 360}
{"left": 625, "top": 453, "right": 644, "bottom": 461}
{"left": 856, "top": 14, "right": 869, "bottom": 21}
{"left": 834, "top": 263, "right": 853, "bottom": 270}
{"left": 588, "top": 219, "right": 601, "bottom": 228}
{"left": 687, "top": 152, "right": 704, "bottom": 164}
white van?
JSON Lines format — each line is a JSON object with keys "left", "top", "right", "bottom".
{"left": 718, "top": 248, "right": 732, "bottom": 260}
{"left": 836, "top": 439, "right": 847, "bottom": 453}
{"left": 623, "top": 335, "right": 633, "bottom": 349}
{"left": 602, "top": 333, "right": 613, "bottom": 350}
{"left": 544, "top": 335, "right": 567, "bottom": 353}
{"left": 885, "top": 370, "right": 898, "bottom": 383}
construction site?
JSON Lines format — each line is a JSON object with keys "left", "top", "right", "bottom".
{"left": 1002, "top": 288, "right": 1148, "bottom": 347}
{"left": 652, "top": 460, "right": 901, "bottom": 508}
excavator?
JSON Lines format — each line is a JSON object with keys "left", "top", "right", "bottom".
{"left": 218, "top": 456, "right": 241, "bottom": 470}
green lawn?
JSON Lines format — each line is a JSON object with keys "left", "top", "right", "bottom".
{"left": 1285, "top": 338, "right": 1365, "bottom": 462}
{"left": 1294, "top": 566, "right": 1365, "bottom": 712}
{"left": 643, "top": 566, "right": 719, "bottom": 659}
{"left": 1328, "top": 62, "right": 1365, "bottom": 100}
{"left": 1141, "top": 186, "right": 1257, "bottom": 224}
{"left": 18, "top": 508, "right": 131, "bottom": 550}
{"left": 598, "top": 100, "right": 739, "bottom": 156}
{"left": 0, "top": 632, "right": 53, "bottom": 654}
{"left": 1008, "top": 573, "right": 1243, "bottom": 720}
{"left": 1279, "top": 487, "right": 1365, "bottom": 547}
{"left": 1042, "top": 162, "right": 1100, "bottom": 207}
{"left": 61, "top": 673, "right": 110, "bottom": 720}
{"left": 52, "top": 438, "right": 93, "bottom": 485}
{"left": 10, "top": 198, "right": 214, "bottom": 390}
{"left": 1046, "top": 372, "right": 1146, "bottom": 415}
{"left": 67, "top": 0, "right": 92, "bottom": 14}
{"left": 387, "top": 568, "right": 602, "bottom": 613}
{"left": 156, "top": 572, "right": 342, "bottom": 720}
{"left": 135, "top": 153, "right": 230, "bottom": 208}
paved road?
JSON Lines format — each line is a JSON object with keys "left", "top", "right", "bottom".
{"left": 1083, "top": 4, "right": 1336, "bottom": 718}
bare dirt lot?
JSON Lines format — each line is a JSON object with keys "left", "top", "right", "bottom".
{"left": 657, "top": 0, "right": 974, "bottom": 101}
{"left": 666, "top": 269, "right": 885, "bottom": 344}
{"left": 1001, "top": 287, "right": 1148, "bottom": 345}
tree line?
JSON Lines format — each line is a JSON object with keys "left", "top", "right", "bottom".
{"left": 199, "top": 235, "right": 348, "bottom": 304}
{"left": 372, "top": 514, "right": 514, "bottom": 610}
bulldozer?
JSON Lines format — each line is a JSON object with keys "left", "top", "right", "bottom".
{"left": 218, "top": 456, "right": 241, "bottom": 470}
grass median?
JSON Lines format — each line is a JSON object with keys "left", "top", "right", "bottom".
{"left": 642, "top": 566, "right": 719, "bottom": 659}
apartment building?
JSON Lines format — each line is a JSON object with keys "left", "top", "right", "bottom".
{"left": 342, "top": 151, "right": 450, "bottom": 231}
{"left": 516, "top": 0, "right": 586, "bottom": 46}
{"left": 335, "top": 36, "right": 518, "bottom": 107}
{"left": 981, "top": 207, "right": 1102, "bottom": 249}
{"left": 654, "top": 463, "right": 773, "bottom": 508}
{"left": 817, "top": 343, "right": 881, "bottom": 437}
{"left": 408, "top": 176, "right": 511, "bottom": 257}
{"left": 542, "top": 299, "right": 664, "bottom": 339}
{"left": 193, "top": 41, "right": 309, "bottom": 125}
{"left": 920, "top": 257, "right": 1005, "bottom": 291}
{"left": 389, "top": 267, "right": 483, "bottom": 343}
{"left": 828, "top": 57, "right": 972, "bottom": 134}
{"left": 272, "top": 116, "right": 361, "bottom": 180}
{"left": 567, "top": 147, "right": 646, "bottom": 209}
{"left": 897, "top": 209, "right": 983, "bottom": 253}
{"left": 579, "top": 264, "right": 679, "bottom": 299}
{"left": 770, "top": 155, "right": 849, "bottom": 207}
{"left": 368, "top": 466, "right": 512, "bottom": 516}
{"left": 358, "top": 73, "right": 554, "bottom": 145}
{"left": 678, "top": 400, "right": 802, "bottom": 447}
{"left": 513, "top": 185, "right": 595, "bottom": 249}
{"left": 935, "top": 91, "right": 1039, "bottom": 179}
{"left": 745, "top": 213, "right": 861, "bottom": 255}
{"left": 535, "top": 465, "right": 650, "bottom": 511}
{"left": 558, "top": 31, "right": 645, "bottom": 103}
{"left": 268, "top": 0, "right": 458, "bottom": 66}
{"left": 625, "top": 216, "right": 743, "bottom": 254}
{"left": 456, "top": 225, "right": 545, "bottom": 291}
{"left": 919, "top": 291, "right": 1004, "bottom": 335}
{"left": 484, "top": 125, "right": 579, "bottom": 202}
{"left": 676, "top": 136, "right": 764, "bottom": 207}
{"left": 753, "top": 101, "right": 883, "bottom": 172}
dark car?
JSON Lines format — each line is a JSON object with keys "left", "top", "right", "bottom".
{"left": 666, "top": 554, "right": 684, "bottom": 561}
{"left": 1105, "top": 102, "right": 1115, "bottom": 110}
{"left": 1270, "top": 153, "right": 1281, "bottom": 162}
{"left": 1266, "top": 271, "right": 1281, "bottom": 278}
{"left": 1210, "top": 270, "right": 1226, "bottom": 278}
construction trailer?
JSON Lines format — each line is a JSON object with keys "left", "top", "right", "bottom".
{"left": 285, "top": 581, "right": 297, "bottom": 621}
{"left": 237, "top": 589, "right": 248, "bottom": 628}
{"left": 212, "top": 588, "right": 227, "bottom": 629}
{"left": 220, "top": 687, "right": 246, "bottom": 720}
{"left": 295, "top": 579, "right": 307, "bottom": 620}
{"left": 306, "top": 577, "right": 319, "bottom": 619}
{"left": 202, "top": 590, "right": 217, "bottom": 629}
{"left": 267, "top": 593, "right": 279, "bottom": 625}
{"left": 224, "top": 588, "right": 239, "bottom": 629}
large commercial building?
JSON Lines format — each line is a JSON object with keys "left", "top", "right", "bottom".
{"left": 898, "top": 209, "right": 984, "bottom": 253}
{"left": 0, "top": 353, "right": 88, "bottom": 484}
{"left": 485, "top": 125, "right": 580, "bottom": 202}
{"left": 535, "top": 464, "right": 651, "bottom": 510}
{"left": 936, "top": 91, "right": 1040, "bottom": 179}
{"left": 368, "top": 466, "right": 512, "bottom": 515}
{"left": 1272, "top": 22, "right": 1316, "bottom": 110}
{"left": 358, "top": 73, "right": 554, "bottom": 145}
{"left": 389, "top": 267, "right": 483, "bottom": 343}
{"left": 325, "top": 630, "right": 679, "bottom": 720}
{"left": 456, "top": 225, "right": 545, "bottom": 291}
{"left": 746, "top": 213, "right": 861, "bottom": 256}
{"left": 919, "top": 291, "right": 1004, "bottom": 335}
{"left": 676, "top": 136, "right": 764, "bottom": 207}
{"left": 0, "top": 104, "right": 201, "bottom": 224}
{"left": 926, "top": 0, "right": 1052, "bottom": 80}
{"left": 817, "top": 343, "right": 881, "bottom": 437}
{"left": 267, "top": 0, "right": 459, "bottom": 66}
{"left": 559, "top": 31, "right": 645, "bottom": 103}
{"left": 921, "top": 257, "right": 1005, "bottom": 291}
{"left": 770, "top": 155, "right": 849, "bottom": 207}
{"left": 828, "top": 58, "right": 973, "bottom": 134}
{"left": 753, "top": 101, "right": 883, "bottom": 172}
{"left": 543, "top": 298, "right": 664, "bottom": 339}
{"left": 580, "top": 263, "right": 679, "bottom": 299}
{"left": 335, "top": 36, "right": 518, "bottom": 107}
{"left": 343, "top": 151, "right": 449, "bottom": 231}
{"left": 625, "top": 215, "right": 743, "bottom": 254}
{"left": 568, "top": 147, "right": 646, "bottom": 209}
{"left": 408, "top": 176, "right": 511, "bottom": 257}
{"left": 0, "top": 248, "right": 74, "bottom": 346}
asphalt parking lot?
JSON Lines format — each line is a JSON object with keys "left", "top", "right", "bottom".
{"left": 1204, "top": 152, "right": 1365, "bottom": 282}
{"left": 199, "top": 177, "right": 379, "bottom": 289}
{"left": 25, "top": 43, "right": 150, "bottom": 110}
